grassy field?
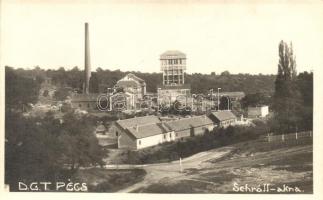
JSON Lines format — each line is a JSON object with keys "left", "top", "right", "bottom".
{"left": 133, "top": 137, "right": 313, "bottom": 193}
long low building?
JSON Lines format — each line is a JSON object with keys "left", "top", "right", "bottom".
{"left": 112, "top": 115, "right": 165, "bottom": 149}
{"left": 164, "top": 116, "right": 214, "bottom": 139}
{"left": 113, "top": 111, "right": 237, "bottom": 150}
{"left": 114, "top": 115, "right": 215, "bottom": 150}
{"left": 118, "top": 123, "right": 175, "bottom": 149}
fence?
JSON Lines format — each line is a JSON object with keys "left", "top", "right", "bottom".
{"left": 265, "top": 131, "right": 312, "bottom": 143}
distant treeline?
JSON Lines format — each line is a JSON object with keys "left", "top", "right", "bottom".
{"left": 6, "top": 66, "right": 276, "bottom": 95}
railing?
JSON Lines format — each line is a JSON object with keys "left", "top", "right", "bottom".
{"left": 264, "top": 131, "right": 312, "bottom": 143}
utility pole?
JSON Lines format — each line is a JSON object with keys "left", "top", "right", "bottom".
{"left": 217, "top": 88, "right": 221, "bottom": 111}
{"left": 226, "top": 96, "right": 230, "bottom": 110}
{"left": 210, "top": 89, "right": 213, "bottom": 110}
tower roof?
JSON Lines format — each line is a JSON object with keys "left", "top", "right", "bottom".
{"left": 160, "top": 50, "right": 186, "bottom": 59}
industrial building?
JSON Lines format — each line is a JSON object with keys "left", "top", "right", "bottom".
{"left": 157, "top": 50, "right": 191, "bottom": 103}
{"left": 164, "top": 115, "right": 214, "bottom": 139}
{"left": 114, "top": 113, "right": 232, "bottom": 150}
{"left": 115, "top": 73, "right": 146, "bottom": 99}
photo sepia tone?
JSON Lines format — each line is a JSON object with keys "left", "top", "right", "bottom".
{"left": 2, "top": 0, "right": 321, "bottom": 195}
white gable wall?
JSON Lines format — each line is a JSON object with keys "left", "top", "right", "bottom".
{"left": 136, "top": 131, "right": 175, "bottom": 149}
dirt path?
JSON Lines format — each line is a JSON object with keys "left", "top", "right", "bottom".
{"left": 116, "top": 144, "right": 312, "bottom": 193}
{"left": 116, "top": 147, "right": 234, "bottom": 193}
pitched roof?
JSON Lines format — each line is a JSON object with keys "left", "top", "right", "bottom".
{"left": 125, "top": 123, "right": 171, "bottom": 139}
{"left": 160, "top": 50, "right": 186, "bottom": 59}
{"left": 116, "top": 115, "right": 161, "bottom": 129}
{"left": 165, "top": 116, "right": 213, "bottom": 131}
{"left": 126, "top": 73, "right": 145, "bottom": 83}
{"left": 117, "top": 73, "right": 146, "bottom": 86}
{"left": 209, "top": 111, "right": 236, "bottom": 121}
{"left": 116, "top": 80, "right": 140, "bottom": 88}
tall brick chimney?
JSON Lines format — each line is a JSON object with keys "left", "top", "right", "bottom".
{"left": 84, "top": 22, "right": 91, "bottom": 94}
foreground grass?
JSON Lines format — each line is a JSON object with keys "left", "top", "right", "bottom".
{"left": 72, "top": 168, "right": 146, "bottom": 192}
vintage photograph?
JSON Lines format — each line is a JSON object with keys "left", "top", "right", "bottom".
{"left": 2, "top": 0, "right": 321, "bottom": 195}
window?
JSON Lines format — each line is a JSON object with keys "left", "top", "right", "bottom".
{"left": 164, "top": 135, "right": 166, "bottom": 139}
{"left": 138, "top": 140, "right": 141, "bottom": 145}
{"left": 116, "top": 131, "right": 118, "bottom": 137}
{"left": 87, "top": 103, "right": 90, "bottom": 108}
{"left": 79, "top": 104, "right": 82, "bottom": 107}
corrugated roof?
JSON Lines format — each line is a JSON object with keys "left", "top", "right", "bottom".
{"left": 165, "top": 116, "right": 213, "bottom": 131}
{"left": 116, "top": 115, "right": 161, "bottom": 129}
{"left": 125, "top": 123, "right": 170, "bottom": 139}
{"left": 209, "top": 111, "right": 236, "bottom": 121}
{"left": 160, "top": 50, "right": 186, "bottom": 59}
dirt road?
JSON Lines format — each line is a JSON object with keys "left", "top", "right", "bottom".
{"left": 115, "top": 147, "right": 234, "bottom": 192}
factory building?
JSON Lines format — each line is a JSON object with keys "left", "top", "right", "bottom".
{"left": 114, "top": 73, "right": 147, "bottom": 109}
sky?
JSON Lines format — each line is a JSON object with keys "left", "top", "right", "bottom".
{"left": 1, "top": 0, "right": 323, "bottom": 75}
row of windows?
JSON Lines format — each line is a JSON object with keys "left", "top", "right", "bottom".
{"left": 164, "top": 75, "right": 183, "bottom": 79}
{"left": 221, "top": 120, "right": 235, "bottom": 126}
{"left": 163, "top": 69, "right": 184, "bottom": 73}
{"left": 163, "top": 81, "right": 184, "bottom": 85}
{"left": 162, "top": 59, "right": 183, "bottom": 65}
{"left": 163, "top": 79, "right": 183, "bottom": 83}
{"left": 163, "top": 72, "right": 184, "bottom": 76}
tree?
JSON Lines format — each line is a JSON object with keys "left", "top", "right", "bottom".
{"left": 59, "top": 113, "right": 105, "bottom": 171}
{"left": 272, "top": 41, "right": 302, "bottom": 133}
{"left": 5, "top": 112, "right": 64, "bottom": 190}
{"left": 296, "top": 72, "right": 313, "bottom": 130}
{"left": 241, "top": 93, "right": 271, "bottom": 109}
{"left": 5, "top": 111, "right": 105, "bottom": 191}
{"left": 89, "top": 72, "right": 99, "bottom": 93}
{"left": 5, "top": 66, "right": 41, "bottom": 111}
{"left": 220, "top": 70, "right": 230, "bottom": 76}
{"left": 54, "top": 87, "right": 70, "bottom": 101}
